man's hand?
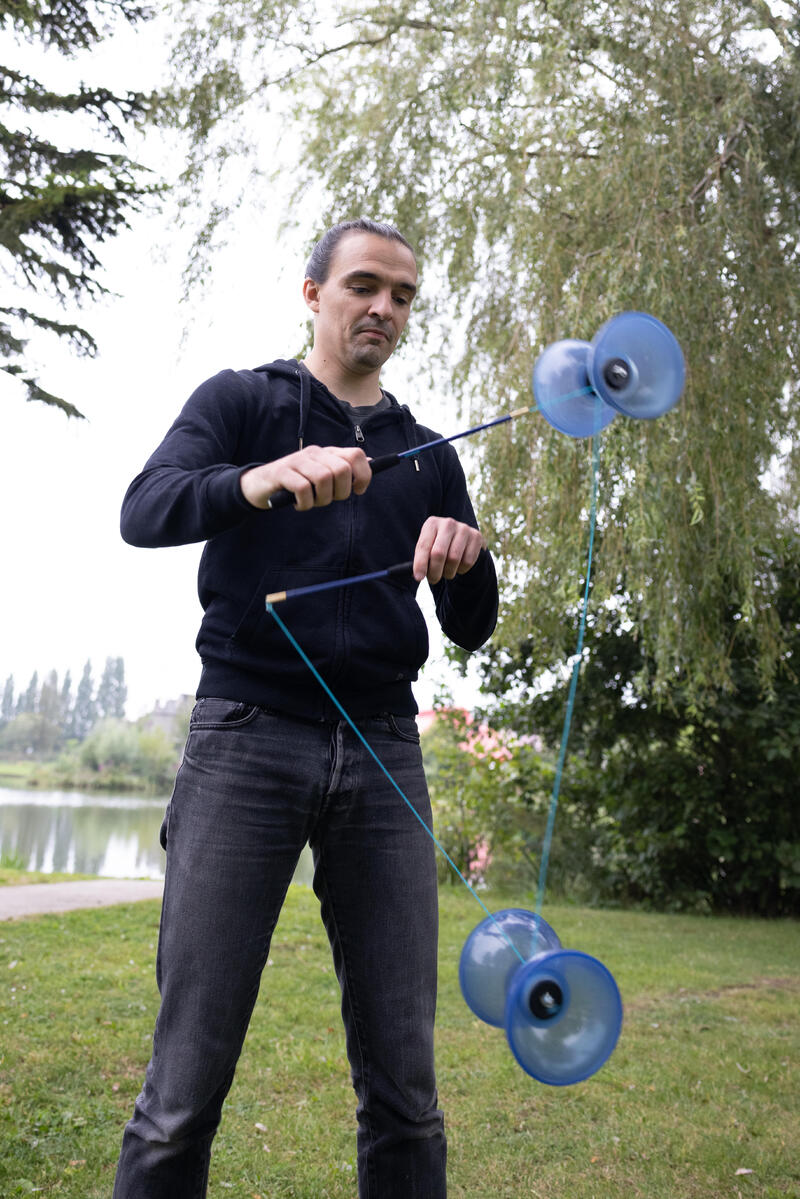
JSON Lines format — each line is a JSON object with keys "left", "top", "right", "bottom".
{"left": 240, "top": 446, "right": 372, "bottom": 511}
{"left": 413, "top": 516, "right": 486, "bottom": 584}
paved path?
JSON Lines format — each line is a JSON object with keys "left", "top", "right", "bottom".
{"left": 0, "top": 879, "right": 164, "bottom": 920}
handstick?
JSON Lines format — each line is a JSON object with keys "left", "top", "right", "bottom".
{"left": 263, "top": 402, "right": 557, "bottom": 511}
{"left": 265, "top": 561, "right": 414, "bottom": 604}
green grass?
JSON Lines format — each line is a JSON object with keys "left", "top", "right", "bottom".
{"left": 1, "top": 889, "right": 798, "bottom": 1198}
{"left": 0, "top": 760, "right": 38, "bottom": 788}
{"left": 0, "top": 862, "right": 101, "bottom": 886}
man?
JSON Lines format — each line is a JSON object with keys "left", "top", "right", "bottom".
{"left": 113, "top": 218, "right": 498, "bottom": 1198}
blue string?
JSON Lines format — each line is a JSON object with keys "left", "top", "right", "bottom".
{"left": 535, "top": 431, "right": 601, "bottom": 916}
{"left": 266, "top": 602, "right": 526, "bottom": 964}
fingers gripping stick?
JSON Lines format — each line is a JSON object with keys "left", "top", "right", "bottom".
{"left": 265, "top": 453, "right": 403, "bottom": 510}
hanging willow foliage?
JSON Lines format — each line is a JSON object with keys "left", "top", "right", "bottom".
{"left": 162, "top": 0, "right": 800, "bottom": 701}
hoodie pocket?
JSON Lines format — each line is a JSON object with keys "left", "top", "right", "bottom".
{"left": 344, "top": 579, "right": 429, "bottom": 688}
{"left": 226, "top": 568, "right": 343, "bottom": 673}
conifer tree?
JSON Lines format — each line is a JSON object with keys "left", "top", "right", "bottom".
{"left": 111, "top": 655, "right": 127, "bottom": 718}
{"left": 72, "top": 657, "right": 96, "bottom": 739}
{"left": 59, "top": 668, "right": 73, "bottom": 735}
{"left": 1, "top": 0, "right": 158, "bottom": 415}
{"left": 18, "top": 669, "right": 38, "bottom": 714}
{"left": 38, "top": 668, "right": 59, "bottom": 722}
{"left": 96, "top": 654, "right": 126, "bottom": 719}
{"left": 1, "top": 674, "right": 14, "bottom": 726}
{"left": 36, "top": 667, "right": 62, "bottom": 753}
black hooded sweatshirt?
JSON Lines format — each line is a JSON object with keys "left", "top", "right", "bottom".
{"left": 120, "top": 360, "right": 498, "bottom": 720}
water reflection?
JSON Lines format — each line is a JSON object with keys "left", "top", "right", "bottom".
{"left": 0, "top": 787, "right": 168, "bottom": 879}
{"left": 0, "top": 788, "right": 314, "bottom": 884}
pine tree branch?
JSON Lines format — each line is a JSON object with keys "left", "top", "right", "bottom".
{"left": 2, "top": 0, "right": 164, "bottom": 416}
{"left": 1, "top": 363, "right": 85, "bottom": 416}
{"left": 1, "top": 304, "right": 97, "bottom": 352}
{"left": 1, "top": 0, "right": 153, "bottom": 55}
{"left": 1, "top": 66, "right": 151, "bottom": 140}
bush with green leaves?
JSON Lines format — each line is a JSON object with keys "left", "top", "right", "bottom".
{"left": 480, "top": 534, "right": 800, "bottom": 915}
{"left": 40, "top": 718, "right": 178, "bottom": 792}
{"left": 421, "top": 708, "right": 599, "bottom": 898}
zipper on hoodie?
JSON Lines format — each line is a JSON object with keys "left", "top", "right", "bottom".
{"left": 355, "top": 422, "right": 421, "bottom": 470}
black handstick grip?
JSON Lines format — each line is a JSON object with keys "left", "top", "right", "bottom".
{"left": 264, "top": 452, "right": 403, "bottom": 511}
{"left": 384, "top": 559, "right": 414, "bottom": 579}
{"left": 366, "top": 451, "right": 404, "bottom": 474}
{"left": 264, "top": 486, "right": 306, "bottom": 511}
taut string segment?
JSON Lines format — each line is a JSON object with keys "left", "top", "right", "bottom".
{"left": 265, "top": 601, "right": 526, "bottom": 966}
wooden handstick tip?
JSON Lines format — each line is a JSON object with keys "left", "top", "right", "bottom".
{"left": 265, "top": 591, "right": 287, "bottom": 605}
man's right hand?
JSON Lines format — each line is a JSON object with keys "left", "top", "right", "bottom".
{"left": 239, "top": 446, "right": 372, "bottom": 511}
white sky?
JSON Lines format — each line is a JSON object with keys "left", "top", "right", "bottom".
{"left": 0, "top": 16, "right": 481, "bottom": 718}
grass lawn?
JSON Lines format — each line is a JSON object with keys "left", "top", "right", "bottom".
{"left": 0, "top": 762, "right": 37, "bottom": 787}
{"left": 0, "top": 866, "right": 103, "bottom": 887}
{"left": 1, "top": 886, "right": 798, "bottom": 1198}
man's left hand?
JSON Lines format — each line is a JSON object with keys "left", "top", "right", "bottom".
{"left": 413, "top": 517, "right": 486, "bottom": 584}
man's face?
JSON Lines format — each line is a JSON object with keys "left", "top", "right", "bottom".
{"left": 304, "top": 232, "right": 418, "bottom": 375}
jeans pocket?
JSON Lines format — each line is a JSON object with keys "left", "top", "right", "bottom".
{"left": 189, "top": 697, "right": 260, "bottom": 730}
{"left": 384, "top": 713, "right": 421, "bottom": 744}
{"left": 159, "top": 803, "right": 171, "bottom": 851}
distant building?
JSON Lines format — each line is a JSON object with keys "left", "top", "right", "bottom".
{"left": 141, "top": 696, "right": 194, "bottom": 738}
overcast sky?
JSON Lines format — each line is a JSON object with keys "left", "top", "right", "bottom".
{"left": 1, "top": 18, "right": 481, "bottom": 719}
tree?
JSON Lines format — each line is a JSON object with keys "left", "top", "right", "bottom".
{"left": 31, "top": 667, "right": 62, "bottom": 753}
{"left": 1, "top": 675, "right": 13, "bottom": 726}
{"left": 1, "top": 0, "right": 158, "bottom": 416}
{"left": 164, "top": 0, "right": 800, "bottom": 702}
{"left": 59, "top": 668, "right": 73, "bottom": 732}
{"left": 0, "top": 710, "right": 45, "bottom": 755}
{"left": 0, "top": 659, "right": 134, "bottom": 759}
{"left": 420, "top": 706, "right": 593, "bottom": 895}
{"left": 96, "top": 654, "right": 126, "bottom": 720}
{"left": 18, "top": 669, "right": 38, "bottom": 715}
{"left": 478, "top": 532, "right": 800, "bottom": 915}
{"left": 71, "top": 657, "right": 96, "bottom": 739}
{"left": 0, "top": 668, "right": 64, "bottom": 756}
{"left": 422, "top": 708, "right": 513, "bottom": 885}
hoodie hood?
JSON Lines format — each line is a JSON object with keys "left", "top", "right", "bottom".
{"left": 253, "top": 358, "right": 417, "bottom": 455}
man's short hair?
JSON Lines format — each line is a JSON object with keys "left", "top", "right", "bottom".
{"left": 305, "top": 219, "right": 415, "bottom": 284}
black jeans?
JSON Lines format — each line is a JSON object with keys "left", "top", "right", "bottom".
{"left": 113, "top": 699, "right": 446, "bottom": 1198}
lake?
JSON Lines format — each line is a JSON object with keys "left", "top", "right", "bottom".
{"left": 0, "top": 787, "right": 314, "bottom": 884}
